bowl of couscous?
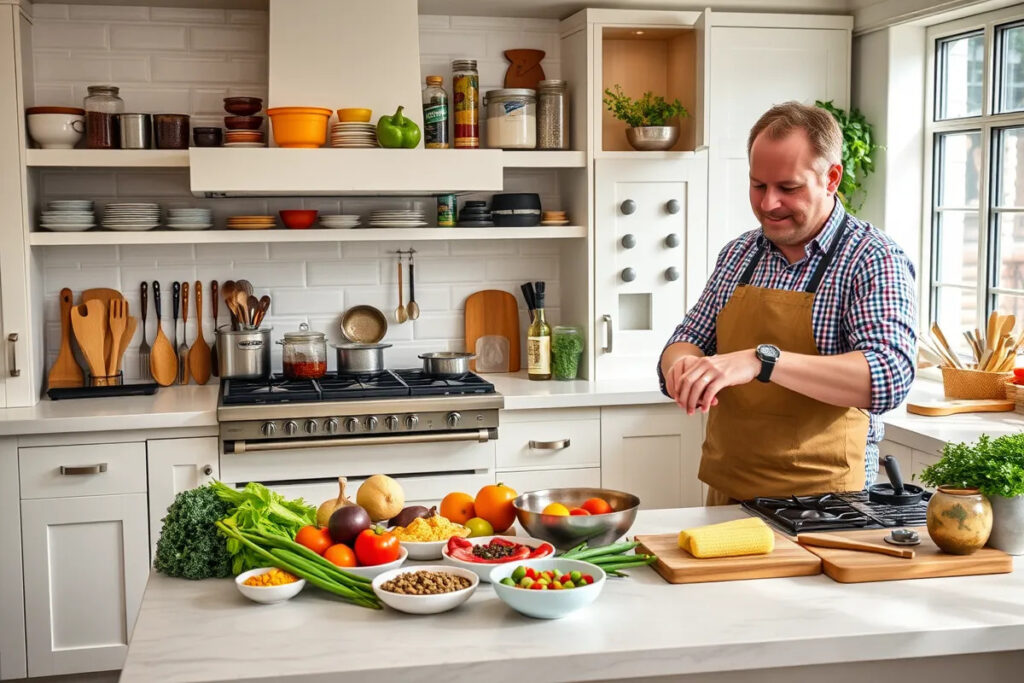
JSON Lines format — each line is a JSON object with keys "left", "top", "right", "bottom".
{"left": 388, "top": 514, "right": 471, "bottom": 560}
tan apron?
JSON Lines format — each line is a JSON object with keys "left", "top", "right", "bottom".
{"left": 699, "top": 221, "right": 869, "bottom": 504}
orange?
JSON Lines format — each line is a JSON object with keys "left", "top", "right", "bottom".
{"left": 475, "top": 483, "right": 518, "bottom": 533}
{"left": 323, "top": 543, "right": 357, "bottom": 567}
{"left": 440, "top": 491, "right": 476, "bottom": 525}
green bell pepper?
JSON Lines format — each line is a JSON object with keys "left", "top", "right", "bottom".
{"left": 376, "top": 106, "right": 422, "bottom": 149}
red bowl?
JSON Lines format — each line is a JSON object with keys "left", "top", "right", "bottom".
{"left": 224, "top": 115, "right": 263, "bottom": 130}
{"left": 279, "top": 210, "right": 318, "bottom": 229}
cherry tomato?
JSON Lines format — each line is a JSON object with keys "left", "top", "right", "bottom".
{"left": 581, "top": 497, "right": 613, "bottom": 515}
{"left": 569, "top": 507, "right": 591, "bottom": 516}
{"left": 354, "top": 526, "right": 400, "bottom": 566}
{"left": 323, "top": 543, "right": 357, "bottom": 567}
{"left": 295, "top": 525, "right": 333, "bottom": 555}
{"left": 1014, "top": 367, "right": 1024, "bottom": 380}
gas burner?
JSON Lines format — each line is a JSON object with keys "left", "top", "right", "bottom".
{"left": 742, "top": 491, "right": 929, "bottom": 534}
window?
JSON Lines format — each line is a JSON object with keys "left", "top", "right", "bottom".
{"left": 928, "top": 9, "right": 1024, "bottom": 349}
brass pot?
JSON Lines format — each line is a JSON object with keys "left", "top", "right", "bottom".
{"left": 926, "top": 486, "right": 993, "bottom": 555}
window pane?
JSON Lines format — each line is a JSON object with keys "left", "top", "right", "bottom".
{"left": 935, "top": 287, "right": 978, "bottom": 352}
{"left": 996, "top": 127, "right": 1024, "bottom": 207}
{"left": 937, "top": 31, "right": 985, "bottom": 119}
{"left": 997, "top": 23, "right": 1024, "bottom": 113}
{"left": 995, "top": 212, "right": 1024, "bottom": 289}
{"left": 935, "top": 210, "right": 981, "bottom": 284}
{"left": 938, "top": 131, "right": 982, "bottom": 207}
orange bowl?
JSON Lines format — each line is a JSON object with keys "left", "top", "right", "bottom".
{"left": 337, "top": 108, "right": 372, "bottom": 123}
{"left": 266, "top": 107, "right": 332, "bottom": 148}
{"left": 279, "top": 209, "right": 318, "bottom": 229}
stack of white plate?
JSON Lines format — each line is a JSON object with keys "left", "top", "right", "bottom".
{"left": 318, "top": 214, "right": 361, "bottom": 228}
{"left": 330, "top": 122, "right": 378, "bottom": 148}
{"left": 102, "top": 202, "right": 161, "bottom": 231}
{"left": 167, "top": 207, "right": 213, "bottom": 230}
{"left": 366, "top": 209, "right": 428, "bottom": 228}
{"left": 40, "top": 200, "right": 95, "bottom": 232}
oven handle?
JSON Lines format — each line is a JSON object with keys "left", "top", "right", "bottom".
{"left": 225, "top": 428, "right": 496, "bottom": 454}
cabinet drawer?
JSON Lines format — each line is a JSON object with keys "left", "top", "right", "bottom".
{"left": 20, "top": 443, "right": 147, "bottom": 499}
{"left": 497, "top": 414, "right": 600, "bottom": 471}
{"left": 498, "top": 467, "right": 602, "bottom": 493}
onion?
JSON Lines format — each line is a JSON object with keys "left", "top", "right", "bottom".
{"left": 328, "top": 504, "right": 372, "bottom": 546}
{"left": 317, "top": 477, "right": 354, "bottom": 528}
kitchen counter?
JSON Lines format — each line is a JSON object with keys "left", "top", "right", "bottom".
{"left": 120, "top": 507, "right": 1024, "bottom": 683}
{"left": 485, "top": 370, "right": 670, "bottom": 409}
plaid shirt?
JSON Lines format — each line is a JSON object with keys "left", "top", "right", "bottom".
{"left": 659, "top": 200, "right": 918, "bottom": 486}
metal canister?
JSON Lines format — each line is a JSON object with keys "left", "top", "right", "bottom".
{"left": 118, "top": 113, "right": 152, "bottom": 149}
{"left": 437, "top": 193, "right": 457, "bottom": 227}
{"left": 217, "top": 326, "right": 271, "bottom": 379}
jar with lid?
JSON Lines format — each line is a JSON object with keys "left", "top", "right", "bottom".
{"left": 484, "top": 89, "right": 536, "bottom": 149}
{"left": 452, "top": 59, "right": 479, "bottom": 149}
{"left": 537, "top": 79, "right": 569, "bottom": 150}
{"left": 278, "top": 322, "right": 328, "bottom": 379}
{"left": 422, "top": 75, "right": 449, "bottom": 149}
{"left": 551, "top": 325, "right": 584, "bottom": 380}
{"left": 83, "top": 85, "right": 125, "bottom": 149}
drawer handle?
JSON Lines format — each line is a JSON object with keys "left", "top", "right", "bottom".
{"left": 59, "top": 463, "right": 108, "bottom": 475}
{"left": 529, "top": 439, "right": 570, "bottom": 451}
{"left": 201, "top": 464, "right": 214, "bottom": 476}
{"left": 7, "top": 333, "right": 19, "bottom": 377}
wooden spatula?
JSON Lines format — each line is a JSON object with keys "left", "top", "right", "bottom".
{"left": 188, "top": 281, "right": 212, "bottom": 385}
{"left": 82, "top": 287, "right": 124, "bottom": 362}
{"left": 149, "top": 281, "right": 178, "bottom": 387}
{"left": 107, "top": 298, "right": 127, "bottom": 381}
{"left": 797, "top": 532, "right": 915, "bottom": 559}
{"left": 70, "top": 299, "right": 108, "bottom": 386}
{"left": 48, "top": 288, "right": 85, "bottom": 389}
{"left": 116, "top": 316, "right": 137, "bottom": 377}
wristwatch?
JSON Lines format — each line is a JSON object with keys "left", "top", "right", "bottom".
{"left": 755, "top": 344, "right": 781, "bottom": 383}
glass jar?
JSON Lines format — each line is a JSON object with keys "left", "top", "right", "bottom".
{"left": 422, "top": 75, "right": 449, "bottom": 149}
{"left": 484, "top": 89, "right": 536, "bottom": 149}
{"left": 537, "top": 79, "right": 569, "bottom": 150}
{"left": 452, "top": 59, "right": 479, "bottom": 149}
{"left": 926, "top": 486, "right": 993, "bottom": 555}
{"left": 279, "top": 322, "right": 327, "bottom": 379}
{"left": 83, "top": 85, "right": 124, "bottom": 149}
{"left": 551, "top": 325, "right": 584, "bottom": 381}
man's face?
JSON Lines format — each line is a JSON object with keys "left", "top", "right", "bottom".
{"left": 748, "top": 129, "right": 841, "bottom": 251}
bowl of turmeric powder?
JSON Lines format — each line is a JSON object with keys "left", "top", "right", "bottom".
{"left": 235, "top": 567, "right": 306, "bottom": 604}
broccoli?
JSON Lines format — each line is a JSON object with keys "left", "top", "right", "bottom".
{"left": 153, "top": 485, "right": 233, "bottom": 580}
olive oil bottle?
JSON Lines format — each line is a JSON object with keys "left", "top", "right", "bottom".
{"left": 527, "top": 282, "right": 551, "bottom": 380}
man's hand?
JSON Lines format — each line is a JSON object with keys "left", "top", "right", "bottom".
{"left": 674, "top": 349, "right": 761, "bottom": 415}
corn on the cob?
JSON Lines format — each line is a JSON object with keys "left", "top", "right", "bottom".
{"left": 678, "top": 517, "right": 774, "bottom": 558}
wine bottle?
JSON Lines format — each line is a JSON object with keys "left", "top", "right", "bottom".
{"left": 527, "top": 282, "right": 551, "bottom": 380}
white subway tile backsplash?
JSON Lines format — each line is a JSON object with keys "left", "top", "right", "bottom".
{"left": 152, "top": 56, "right": 240, "bottom": 83}
{"left": 412, "top": 313, "right": 463, "bottom": 340}
{"left": 36, "top": 53, "right": 111, "bottom": 82}
{"left": 307, "top": 261, "right": 379, "bottom": 286}
{"left": 34, "top": 85, "right": 76, "bottom": 107}
{"left": 31, "top": 4, "right": 70, "bottom": 20}
{"left": 194, "top": 243, "right": 269, "bottom": 263}
{"left": 33, "top": 22, "right": 108, "bottom": 49}
{"left": 114, "top": 87, "right": 192, "bottom": 114}
{"left": 233, "top": 262, "right": 305, "bottom": 287}
{"left": 69, "top": 5, "right": 150, "bottom": 21}
{"left": 420, "top": 30, "right": 487, "bottom": 57}
{"left": 116, "top": 170, "right": 191, "bottom": 197}
{"left": 227, "top": 10, "right": 269, "bottom": 25}
{"left": 151, "top": 7, "right": 226, "bottom": 24}
{"left": 271, "top": 288, "right": 344, "bottom": 315}
{"left": 269, "top": 242, "right": 342, "bottom": 261}
{"left": 190, "top": 26, "right": 267, "bottom": 52}
{"left": 486, "top": 256, "right": 558, "bottom": 281}
{"left": 119, "top": 244, "right": 194, "bottom": 264}
{"left": 43, "top": 266, "right": 122, "bottom": 294}
{"left": 191, "top": 88, "right": 230, "bottom": 114}
{"left": 110, "top": 24, "right": 188, "bottom": 51}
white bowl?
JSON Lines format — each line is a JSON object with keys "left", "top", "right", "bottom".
{"left": 441, "top": 535, "right": 555, "bottom": 582}
{"left": 371, "top": 565, "right": 478, "bottom": 615}
{"left": 234, "top": 567, "right": 306, "bottom": 604}
{"left": 489, "top": 558, "right": 606, "bottom": 620}
{"left": 396, "top": 538, "right": 448, "bottom": 560}
{"left": 342, "top": 545, "right": 408, "bottom": 580}
{"left": 28, "top": 113, "right": 85, "bottom": 149}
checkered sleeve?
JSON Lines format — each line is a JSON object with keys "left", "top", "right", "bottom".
{"left": 843, "top": 242, "right": 918, "bottom": 414}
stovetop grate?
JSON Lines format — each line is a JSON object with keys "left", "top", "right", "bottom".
{"left": 741, "top": 491, "right": 930, "bottom": 534}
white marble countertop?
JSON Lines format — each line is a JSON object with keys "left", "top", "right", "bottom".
{"left": 485, "top": 370, "right": 670, "bottom": 409}
{"left": 120, "top": 507, "right": 1023, "bottom": 683}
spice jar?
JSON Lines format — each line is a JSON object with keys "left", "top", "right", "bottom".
{"left": 537, "top": 79, "right": 569, "bottom": 150}
{"left": 551, "top": 325, "right": 583, "bottom": 381}
{"left": 278, "top": 322, "right": 328, "bottom": 379}
{"left": 484, "top": 89, "right": 536, "bottom": 149}
{"left": 452, "top": 59, "right": 479, "bottom": 149}
{"left": 83, "top": 85, "right": 124, "bottom": 149}
{"left": 153, "top": 114, "right": 190, "bottom": 150}
{"left": 422, "top": 75, "right": 449, "bottom": 149}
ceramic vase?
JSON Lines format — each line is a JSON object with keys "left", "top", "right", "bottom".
{"left": 926, "top": 486, "right": 993, "bottom": 555}
{"left": 988, "top": 494, "right": 1024, "bottom": 555}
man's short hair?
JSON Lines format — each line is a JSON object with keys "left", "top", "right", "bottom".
{"left": 747, "top": 101, "right": 843, "bottom": 171}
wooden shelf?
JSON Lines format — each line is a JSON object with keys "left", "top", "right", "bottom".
{"left": 28, "top": 226, "right": 587, "bottom": 246}
{"left": 26, "top": 149, "right": 189, "bottom": 167}
{"left": 594, "top": 150, "right": 702, "bottom": 160}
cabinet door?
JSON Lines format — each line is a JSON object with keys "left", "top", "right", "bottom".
{"left": 0, "top": 438, "right": 25, "bottom": 680}
{"left": 147, "top": 437, "right": 219, "bottom": 559}
{"left": 594, "top": 155, "right": 708, "bottom": 380}
{"left": 498, "top": 467, "right": 602, "bottom": 493}
{"left": 21, "top": 494, "right": 149, "bottom": 677}
{"left": 601, "top": 404, "right": 703, "bottom": 509}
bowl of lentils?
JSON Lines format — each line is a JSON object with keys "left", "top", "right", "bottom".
{"left": 371, "top": 566, "right": 479, "bottom": 615}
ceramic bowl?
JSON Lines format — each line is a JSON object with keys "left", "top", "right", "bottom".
{"left": 267, "top": 107, "right": 332, "bottom": 148}
{"left": 371, "top": 565, "right": 478, "bottom": 615}
{"left": 489, "top": 558, "right": 606, "bottom": 619}
{"left": 441, "top": 535, "right": 555, "bottom": 582}
{"left": 396, "top": 538, "right": 448, "bottom": 561}
{"left": 234, "top": 567, "right": 305, "bottom": 604}
{"left": 279, "top": 209, "right": 318, "bottom": 229}
{"left": 224, "top": 97, "right": 263, "bottom": 116}
{"left": 337, "top": 107, "right": 372, "bottom": 122}
{"left": 343, "top": 546, "right": 409, "bottom": 580}
{"left": 27, "top": 110, "right": 85, "bottom": 149}
{"left": 224, "top": 115, "right": 264, "bottom": 130}
{"left": 192, "top": 126, "right": 223, "bottom": 147}
{"left": 513, "top": 488, "right": 639, "bottom": 550}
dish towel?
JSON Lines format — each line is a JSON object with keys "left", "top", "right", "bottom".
{"left": 678, "top": 517, "right": 775, "bottom": 558}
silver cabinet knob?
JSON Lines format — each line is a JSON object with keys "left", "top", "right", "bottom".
{"left": 304, "top": 419, "right": 318, "bottom": 435}
{"left": 344, "top": 417, "right": 359, "bottom": 433}
{"left": 621, "top": 234, "right": 637, "bottom": 249}
{"left": 385, "top": 415, "right": 399, "bottom": 431}
{"left": 620, "top": 199, "right": 636, "bottom": 215}
{"left": 665, "top": 267, "right": 680, "bottom": 282}
{"left": 201, "top": 464, "right": 214, "bottom": 476}
{"left": 664, "top": 233, "right": 681, "bottom": 248}
{"left": 365, "top": 416, "right": 378, "bottom": 431}
{"left": 666, "top": 199, "right": 681, "bottom": 214}
{"left": 405, "top": 415, "right": 419, "bottom": 430}
{"left": 446, "top": 412, "right": 461, "bottom": 427}
{"left": 621, "top": 267, "right": 636, "bottom": 282}
{"left": 325, "top": 418, "right": 339, "bottom": 434}
{"left": 283, "top": 420, "right": 298, "bottom": 436}
{"left": 260, "top": 422, "right": 276, "bottom": 437}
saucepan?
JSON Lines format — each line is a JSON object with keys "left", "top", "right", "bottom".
{"left": 868, "top": 455, "right": 925, "bottom": 506}
{"left": 335, "top": 342, "right": 392, "bottom": 375}
{"left": 419, "top": 352, "right": 475, "bottom": 379}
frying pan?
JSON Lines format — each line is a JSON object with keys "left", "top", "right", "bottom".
{"left": 868, "top": 455, "right": 925, "bottom": 506}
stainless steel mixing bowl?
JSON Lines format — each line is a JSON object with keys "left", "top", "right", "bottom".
{"left": 625, "top": 125, "right": 679, "bottom": 151}
{"left": 513, "top": 488, "right": 640, "bottom": 550}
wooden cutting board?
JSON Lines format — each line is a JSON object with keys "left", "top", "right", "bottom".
{"left": 906, "top": 399, "right": 1015, "bottom": 416}
{"left": 798, "top": 527, "right": 1014, "bottom": 583}
{"left": 635, "top": 532, "right": 822, "bottom": 584}
{"left": 464, "top": 290, "right": 520, "bottom": 373}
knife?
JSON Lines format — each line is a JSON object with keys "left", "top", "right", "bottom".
{"left": 797, "top": 532, "right": 915, "bottom": 559}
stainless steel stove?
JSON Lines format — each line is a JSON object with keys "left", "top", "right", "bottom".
{"left": 741, "top": 491, "right": 931, "bottom": 535}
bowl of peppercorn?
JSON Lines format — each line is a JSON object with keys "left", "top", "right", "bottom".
{"left": 371, "top": 565, "right": 479, "bottom": 615}
{"left": 441, "top": 535, "right": 555, "bottom": 582}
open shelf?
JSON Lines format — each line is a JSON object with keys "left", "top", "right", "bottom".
{"left": 26, "top": 149, "right": 189, "bottom": 167}
{"left": 501, "top": 151, "right": 586, "bottom": 168}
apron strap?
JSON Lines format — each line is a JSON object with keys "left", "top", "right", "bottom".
{"left": 738, "top": 218, "right": 850, "bottom": 292}
{"left": 738, "top": 243, "right": 766, "bottom": 286}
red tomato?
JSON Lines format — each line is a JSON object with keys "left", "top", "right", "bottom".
{"left": 323, "top": 543, "right": 357, "bottom": 567}
{"left": 354, "top": 526, "right": 400, "bottom": 566}
{"left": 1014, "top": 367, "right": 1024, "bottom": 380}
{"left": 295, "top": 525, "right": 333, "bottom": 555}
{"left": 581, "top": 497, "right": 613, "bottom": 515}
{"left": 569, "top": 507, "right": 591, "bottom": 516}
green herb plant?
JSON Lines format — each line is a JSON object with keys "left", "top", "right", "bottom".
{"left": 153, "top": 485, "right": 233, "bottom": 580}
{"left": 917, "top": 433, "right": 1024, "bottom": 498}
{"left": 815, "top": 100, "right": 881, "bottom": 212}
{"left": 551, "top": 330, "right": 584, "bottom": 380}
{"left": 603, "top": 85, "right": 688, "bottom": 128}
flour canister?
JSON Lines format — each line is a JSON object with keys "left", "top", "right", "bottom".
{"left": 217, "top": 326, "right": 271, "bottom": 379}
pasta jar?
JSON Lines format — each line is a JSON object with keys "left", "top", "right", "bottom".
{"left": 452, "top": 59, "right": 479, "bottom": 149}
{"left": 484, "top": 88, "right": 536, "bottom": 149}
{"left": 278, "top": 322, "right": 327, "bottom": 379}
{"left": 537, "top": 79, "right": 569, "bottom": 150}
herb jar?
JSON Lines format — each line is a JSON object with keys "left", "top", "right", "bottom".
{"left": 452, "top": 59, "right": 480, "bottom": 149}
{"left": 83, "top": 85, "right": 124, "bottom": 149}
{"left": 484, "top": 89, "right": 536, "bottom": 149}
{"left": 423, "top": 75, "right": 449, "bottom": 149}
{"left": 278, "top": 322, "right": 328, "bottom": 379}
{"left": 551, "top": 325, "right": 583, "bottom": 381}
{"left": 537, "top": 79, "right": 569, "bottom": 150}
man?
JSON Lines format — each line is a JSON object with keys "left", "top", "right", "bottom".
{"left": 659, "top": 101, "right": 917, "bottom": 505}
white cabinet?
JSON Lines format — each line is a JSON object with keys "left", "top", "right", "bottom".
{"left": 601, "top": 404, "right": 704, "bottom": 509}
{"left": 594, "top": 155, "right": 708, "bottom": 380}
{"left": 495, "top": 408, "right": 601, "bottom": 494}
{"left": 147, "top": 437, "right": 219, "bottom": 558}
{"left": 499, "top": 467, "right": 602, "bottom": 493}
{"left": 0, "top": 439, "right": 25, "bottom": 680}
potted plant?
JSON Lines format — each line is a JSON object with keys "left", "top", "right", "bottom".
{"left": 603, "top": 85, "right": 688, "bottom": 151}
{"left": 918, "top": 433, "right": 1024, "bottom": 554}
{"left": 815, "top": 100, "right": 881, "bottom": 212}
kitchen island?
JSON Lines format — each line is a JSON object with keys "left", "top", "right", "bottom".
{"left": 119, "top": 507, "right": 1024, "bottom": 683}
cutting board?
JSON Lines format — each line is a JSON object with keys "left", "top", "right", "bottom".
{"left": 465, "top": 290, "right": 520, "bottom": 373}
{"left": 906, "top": 399, "right": 1015, "bottom": 416}
{"left": 635, "top": 532, "right": 822, "bottom": 584}
{"left": 798, "top": 527, "right": 1014, "bottom": 583}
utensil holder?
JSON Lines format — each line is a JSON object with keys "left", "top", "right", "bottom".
{"left": 88, "top": 372, "right": 123, "bottom": 387}
{"left": 217, "top": 326, "right": 271, "bottom": 379}
{"left": 941, "top": 366, "right": 1013, "bottom": 399}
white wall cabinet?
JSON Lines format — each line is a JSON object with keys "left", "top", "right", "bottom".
{"left": 0, "top": 439, "right": 25, "bottom": 680}
{"left": 146, "top": 436, "right": 219, "bottom": 558}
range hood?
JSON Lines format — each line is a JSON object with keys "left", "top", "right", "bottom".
{"left": 189, "top": 0, "right": 504, "bottom": 197}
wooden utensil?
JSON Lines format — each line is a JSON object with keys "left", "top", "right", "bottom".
{"left": 503, "top": 49, "right": 546, "bottom": 89}
{"left": 407, "top": 258, "right": 420, "bottom": 321}
{"left": 247, "top": 295, "right": 259, "bottom": 329}
{"left": 138, "top": 282, "right": 151, "bottom": 380}
{"left": 987, "top": 311, "right": 999, "bottom": 352}
{"left": 210, "top": 280, "right": 219, "bottom": 377}
{"left": 254, "top": 295, "right": 271, "bottom": 327}
{"left": 930, "top": 323, "right": 962, "bottom": 368}
{"left": 235, "top": 290, "right": 250, "bottom": 327}
{"left": 963, "top": 331, "right": 982, "bottom": 364}
{"left": 107, "top": 298, "right": 127, "bottom": 381}
{"left": 997, "top": 334, "right": 1024, "bottom": 371}
{"left": 188, "top": 281, "right": 212, "bottom": 385}
{"left": 178, "top": 281, "right": 190, "bottom": 384}
{"left": 797, "top": 532, "right": 915, "bottom": 559}
{"left": 465, "top": 290, "right": 522, "bottom": 373}
{"left": 149, "top": 281, "right": 178, "bottom": 387}
{"left": 906, "top": 398, "right": 1015, "bottom": 416}
{"left": 221, "top": 280, "right": 238, "bottom": 329}
{"left": 116, "top": 316, "right": 137, "bottom": 377}
{"left": 82, "top": 287, "right": 124, "bottom": 362}
{"left": 395, "top": 258, "right": 408, "bottom": 323}
{"left": 47, "top": 288, "right": 84, "bottom": 389}
{"left": 237, "top": 279, "right": 254, "bottom": 298}
{"left": 70, "top": 299, "right": 107, "bottom": 386}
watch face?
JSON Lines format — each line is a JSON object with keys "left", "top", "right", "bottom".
{"left": 758, "top": 344, "right": 780, "bottom": 360}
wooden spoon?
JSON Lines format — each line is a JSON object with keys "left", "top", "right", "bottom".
{"left": 395, "top": 259, "right": 408, "bottom": 323}
{"left": 70, "top": 299, "right": 107, "bottom": 386}
{"left": 149, "top": 281, "right": 178, "bottom": 387}
{"left": 237, "top": 279, "right": 254, "bottom": 298}
{"left": 235, "top": 290, "right": 251, "bottom": 327}
{"left": 47, "top": 288, "right": 85, "bottom": 389}
{"left": 254, "top": 295, "right": 271, "bottom": 327}
{"left": 107, "top": 298, "right": 127, "bottom": 381}
{"left": 188, "top": 281, "right": 212, "bottom": 385}
{"left": 221, "top": 280, "right": 238, "bottom": 329}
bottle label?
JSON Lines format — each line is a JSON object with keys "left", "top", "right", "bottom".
{"left": 424, "top": 104, "right": 447, "bottom": 125}
{"left": 527, "top": 335, "right": 551, "bottom": 374}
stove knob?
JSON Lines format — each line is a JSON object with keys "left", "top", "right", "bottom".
{"left": 344, "top": 417, "right": 359, "bottom": 433}
{"left": 325, "top": 418, "right": 339, "bottom": 434}
{"left": 405, "top": 415, "right": 419, "bottom": 430}
{"left": 446, "top": 411, "right": 461, "bottom": 428}
{"left": 304, "top": 419, "right": 318, "bottom": 435}
{"left": 365, "top": 416, "right": 379, "bottom": 431}
{"left": 260, "top": 422, "right": 276, "bottom": 437}
{"left": 385, "top": 415, "right": 399, "bottom": 431}
{"left": 283, "top": 420, "right": 298, "bottom": 436}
